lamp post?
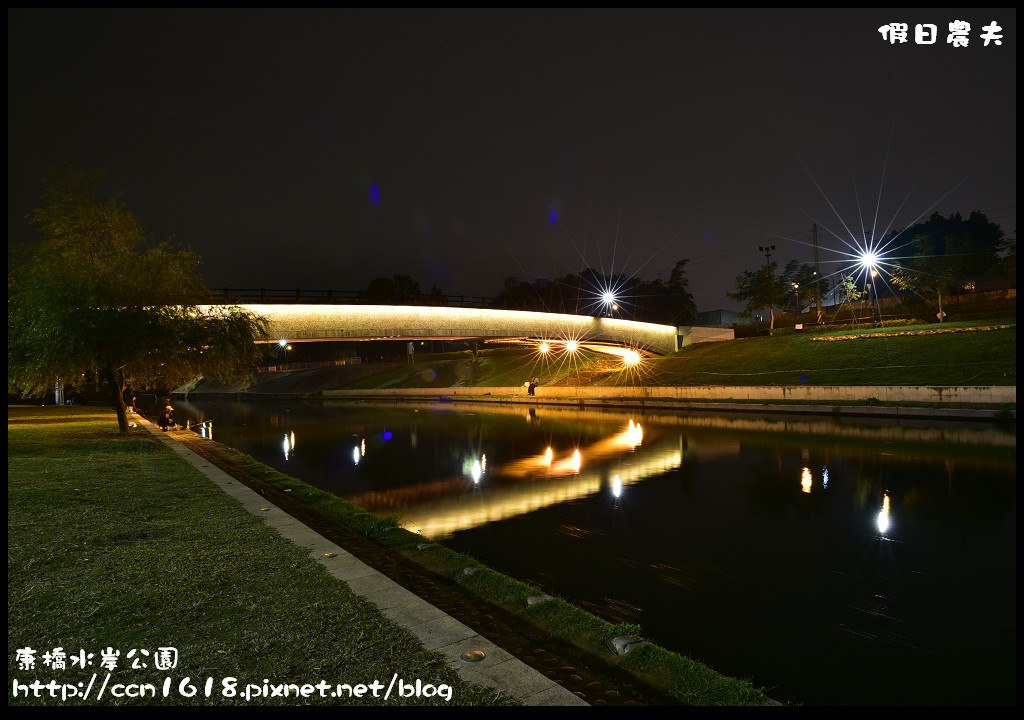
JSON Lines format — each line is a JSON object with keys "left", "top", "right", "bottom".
{"left": 792, "top": 282, "right": 800, "bottom": 314}
{"left": 857, "top": 250, "right": 883, "bottom": 326}
{"left": 600, "top": 291, "right": 618, "bottom": 317}
{"left": 869, "top": 269, "right": 879, "bottom": 323}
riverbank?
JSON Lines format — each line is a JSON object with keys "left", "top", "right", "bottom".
{"left": 317, "top": 385, "right": 1016, "bottom": 421}
{"left": 8, "top": 406, "right": 770, "bottom": 706}
{"left": 175, "top": 320, "right": 1016, "bottom": 420}
{"left": 7, "top": 406, "right": 512, "bottom": 707}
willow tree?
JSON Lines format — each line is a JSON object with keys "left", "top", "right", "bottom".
{"left": 8, "top": 169, "right": 268, "bottom": 433}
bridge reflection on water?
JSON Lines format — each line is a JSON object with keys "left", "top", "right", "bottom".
{"left": 346, "top": 418, "right": 685, "bottom": 538}
{"left": 169, "top": 398, "right": 1016, "bottom": 705}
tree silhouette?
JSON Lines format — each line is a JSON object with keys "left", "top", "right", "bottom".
{"left": 8, "top": 169, "right": 268, "bottom": 433}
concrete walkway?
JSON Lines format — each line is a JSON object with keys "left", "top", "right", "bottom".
{"left": 136, "top": 414, "right": 586, "bottom": 706}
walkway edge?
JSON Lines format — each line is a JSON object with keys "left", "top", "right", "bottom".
{"left": 316, "top": 388, "right": 1015, "bottom": 421}
{"left": 135, "top": 414, "right": 587, "bottom": 707}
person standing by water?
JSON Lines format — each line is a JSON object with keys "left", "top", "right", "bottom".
{"left": 527, "top": 377, "right": 539, "bottom": 396}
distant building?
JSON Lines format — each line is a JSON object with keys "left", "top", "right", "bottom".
{"left": 696, "top": 309, "right": 743, "bottom": 327}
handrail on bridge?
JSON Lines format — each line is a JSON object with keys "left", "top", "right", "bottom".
{"left": 211, "top": 288, "right": 496, "bottom": 308}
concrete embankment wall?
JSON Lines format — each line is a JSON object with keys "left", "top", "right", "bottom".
{"left": 322, "top": 385, "right": 1016, "bottom": 405}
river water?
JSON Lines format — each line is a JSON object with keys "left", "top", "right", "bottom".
{"left": 170, "top": 398, "right": 1016, "bottom": 706}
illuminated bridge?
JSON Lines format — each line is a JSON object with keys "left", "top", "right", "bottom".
{"left": 224, "top": 304, "right": 733, "bottom": 356}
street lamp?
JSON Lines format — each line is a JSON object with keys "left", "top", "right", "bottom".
{"left": 600, "top": 290, "right": 618, "bottom": 317}
{"left": 869, "top": 269, "right": 879, "bottom": 323}
{"left": 792, "top": 282, "right": 800, "bottom": 313}
{"left": 860, "top": 252, "right": 879, "bottom": 269}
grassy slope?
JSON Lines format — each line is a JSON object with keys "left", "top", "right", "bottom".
{"left": 627, "top": 322, "right": 1016, "bottom": 387}
{"left": 7, "top": 407, "right": 513, "bottom": 707}
{"left": 329, "top": 321, "right": 1016, "bottom": 390}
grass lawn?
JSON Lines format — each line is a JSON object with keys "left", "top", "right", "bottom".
{"left": 327, "top": 321, "right": 1015, "bottom": 392}
{"left": 632, "top": 323, "right": 1014, "bottom": 387}
{"left": 7, "top": 406, "right": 514, "bottom": 707}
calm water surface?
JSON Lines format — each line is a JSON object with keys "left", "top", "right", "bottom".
{"left": 172, "top": 399, "right": 1016, "bottom": 705}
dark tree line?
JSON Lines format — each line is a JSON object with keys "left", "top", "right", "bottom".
{"left": 362, "top": 259, "right": 698, "bottom": 326}
{"left": 888, "top": 211, "right": 1010, "bottom": 321}
{"left": 727, "top": 211, "right": 1010, "bottom": 329}
{"left": 491, "top": 259, "right": 697, "bottom": 325}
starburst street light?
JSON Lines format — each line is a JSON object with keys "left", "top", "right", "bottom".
{"left": 858, "top": 250, "right": 880, "bottom": 271}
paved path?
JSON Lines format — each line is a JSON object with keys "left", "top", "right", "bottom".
{"left": 138, "top": 415, "right": 587, "bottom": 706}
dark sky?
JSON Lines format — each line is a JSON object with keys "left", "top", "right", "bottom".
{"left": 7, "top": 9, "right": 1016, "bottom": 312}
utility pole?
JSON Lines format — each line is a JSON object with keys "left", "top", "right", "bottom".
{"left": 812, "top": 224, "right": 822, "bottom": 323}
{"left": 758, "top": 245, "right": 775, "bottom": 266}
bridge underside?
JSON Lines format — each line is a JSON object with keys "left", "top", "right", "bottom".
{"left": 227, "top": 304, "right": 681, "bottom": 355}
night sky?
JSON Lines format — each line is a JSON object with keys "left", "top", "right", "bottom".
{"left": 7, "top": 9, "right": 1016, "bottom": 312}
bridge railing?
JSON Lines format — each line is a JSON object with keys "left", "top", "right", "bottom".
{"left": 210, "top": 288, "right": 496, "bottom": 308}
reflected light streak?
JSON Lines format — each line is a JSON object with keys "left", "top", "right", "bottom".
{"left": 822, "top": 468, "right": 829, "bottom": 490}
{"left": 470, "top": 460, "right": 482, "bottom": 484}
{"left": 481, "top": 453, "right": 487, "bottom": 473}
{"left": 611, "top": 474, "right": 622, "bottom": 498}
{"left": 352, "top": 446, "right": 360, "bottom": 465}
{"left": 290, "top": 431, "right": 296, "bottom": 450}
{"left": 801, "top": 467, "right": 812, "bottom": 494}
{"left": 360, "top": 438, "right": 366, "bottom": 457}
{"left": 401, "top": 444, "right": 683, "bottom": 538}
{"left": 500, "top": 422, "right": 644, "bottom": 478}
{"left": 626, "top": 419, "right": 643, "bottom": 446}
{"left": 282, "top": 435, "right": 290, "bottom": 460}
{"left": 551, "top": 448, "right": 584, "bottom": 475}
{"left": 877, "top": 493, "right": 891, "bottom": 534}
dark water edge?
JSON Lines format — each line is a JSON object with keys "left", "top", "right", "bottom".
{"left": 167, "top": 398, "right": 1016, "bottom": 706}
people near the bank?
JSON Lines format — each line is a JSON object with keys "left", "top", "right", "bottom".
{"left": 158, "top": 399, "right": 176, "bottom": 431}
{"left": 527, "top": 377, "right": 539, "bottom": 395}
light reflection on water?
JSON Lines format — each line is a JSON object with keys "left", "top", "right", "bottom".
{"left": 170, "top": 399, "right": 1015, "bottom": 705}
